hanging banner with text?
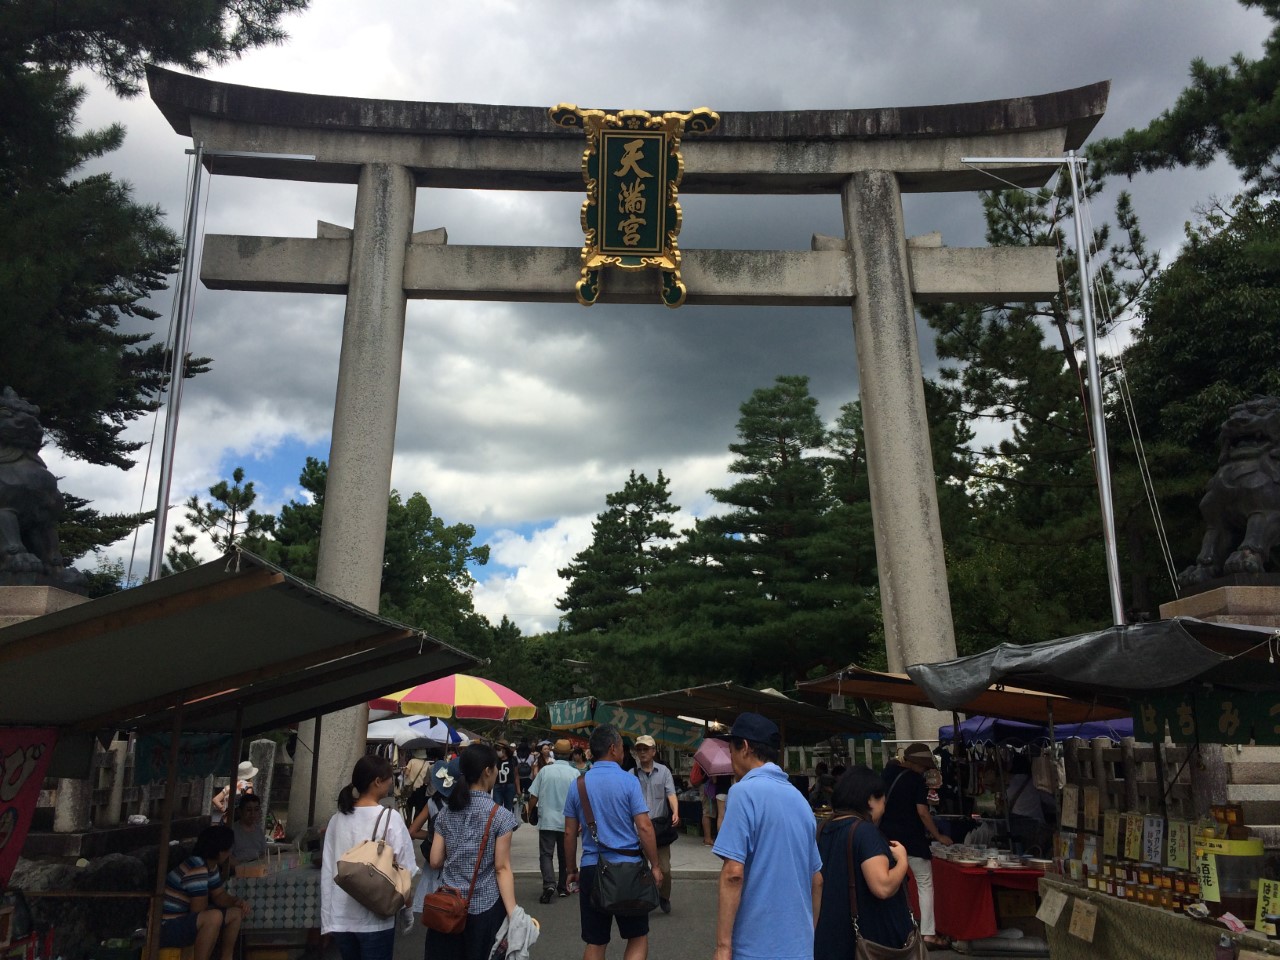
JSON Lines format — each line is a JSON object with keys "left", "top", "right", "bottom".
{"left": 591, "top": 704, "right": 705, "bottom": 749}
{"left": 134, "top": 733, "right": 233, "bottom": 785}
{"left": 548, "top": 698, "right": 598, "bottom": 731}
{"left": 1133, "top": 690, "right": 1280, "bottom": 745}
{"left": 0, "top": 726, "right": 57, "bottom": 887}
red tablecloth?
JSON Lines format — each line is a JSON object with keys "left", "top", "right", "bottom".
{"left": 931, "top": 856, "right": 1043, "bottom": 941}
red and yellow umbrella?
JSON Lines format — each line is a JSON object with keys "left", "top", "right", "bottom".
{"left": 371, "top": 674, "right": 537, "bottom": 721}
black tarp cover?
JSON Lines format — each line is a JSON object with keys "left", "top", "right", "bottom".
{"left": 907, "top": 617, "right": 1280, "bottom": 711}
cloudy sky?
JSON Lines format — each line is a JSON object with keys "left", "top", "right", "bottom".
{"left": 57, "top": 0, "right": 1268, "bottom": 633}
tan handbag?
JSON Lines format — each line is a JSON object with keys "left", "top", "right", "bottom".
{"left": 334, "top": 805, "right": 414, "bottom": 918}
{"left": 820, "top": 816, "right": 928, "bottom": 960}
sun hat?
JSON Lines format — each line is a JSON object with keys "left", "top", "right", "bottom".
{"left": 237, "top": 761, "right": 259, "bottom": 780}
{"left": 553, "top": 738, "right": 573, "bottom": 755}
{"left": 902, "top": 743, "right": 938, "bottom": 769}
{"left": 727, "top": 712, "right": 781, "bottom": 749}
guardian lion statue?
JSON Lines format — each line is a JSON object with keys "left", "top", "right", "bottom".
{"left": 0, "top": 387, "right": 81, "bottom": 586}
{"left": 1178, "top": 396, "right": 1280, "bottom": 589}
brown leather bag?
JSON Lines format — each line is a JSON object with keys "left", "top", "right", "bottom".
{"left": 820, "top": 816, "right": 928, "bottom": 960}
{"left": 420, "top": 804, "right": 499, "bottom": 934}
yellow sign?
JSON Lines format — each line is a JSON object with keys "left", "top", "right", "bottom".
{"left": 1123, "top": 813, "right": 1144, "bottom": 861}
{"left": 1256, "top": 879, "right": 1280, "bottom": 932}
{"left": 1166, "top": 820, "right": 1191, "bottom": 871}
{"left": 1196, "top": 845, "right": 1221, "bottom": 902}
{"left": 1102, "top": 810, "right": 1120, "bottom": 857}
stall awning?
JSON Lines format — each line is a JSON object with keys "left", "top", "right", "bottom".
{"left": 906, "top": 617, "right": 1280, "bottom": 711}
{"left": 0, "top": 550, "right": 479, "bottom": 737}
{"left": 797, "top": 665, "right": 1129, "bottom": 725}
{"left": 610, "top": 682, "right": 885, "bottom": 744}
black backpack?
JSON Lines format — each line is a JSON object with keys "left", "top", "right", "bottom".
{"left": 517, "top": 755, "right": 532, "bottom": 781}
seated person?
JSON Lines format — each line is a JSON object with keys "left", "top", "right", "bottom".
{"left": 810, "top": 761, "right": 836, "bottom": 807}
{"left": 161, "top": 825, "right": 251, "bottom": 959}
{"left": 230, "top": 794, "right": 268, "bottom": 866}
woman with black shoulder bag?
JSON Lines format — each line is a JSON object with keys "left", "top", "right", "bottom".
{"left": 814, "top": 766, "right": 926, "bottom": 960}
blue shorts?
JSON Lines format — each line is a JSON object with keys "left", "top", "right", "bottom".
{"left": 159, "top": 910, "right": 222, "bottom": 947}
{"left": 578, "top": 864, "right": 649, "bottom": 945}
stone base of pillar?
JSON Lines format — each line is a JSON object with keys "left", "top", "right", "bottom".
{"left": 0, "top": 584, "right": 89, "bottom": 628}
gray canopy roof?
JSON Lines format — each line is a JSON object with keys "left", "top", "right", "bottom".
{"left": 907, "top": 617, "right": 1280, "bottom": 711}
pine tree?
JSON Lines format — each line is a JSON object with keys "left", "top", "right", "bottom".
{"left": 556, "top": 470, "right": 679, "bottom": 633}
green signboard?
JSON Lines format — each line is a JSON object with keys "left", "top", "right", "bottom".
{"left": 547, "top": 697, "right": 597, "bottom": 731}
{"left": 592, "top": 704, "right": 705, "bottom": 749}
{"left": 548, "top": 103, "right": 719, "bottom": 308}
{"left": 1132, "top": 690, "right": 1280, "bottom": 745}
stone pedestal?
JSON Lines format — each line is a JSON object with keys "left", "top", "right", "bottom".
{"left": 1162, "top": 586, "right": 1280, "bottom": 848}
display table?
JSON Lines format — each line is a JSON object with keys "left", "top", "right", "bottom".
{"left": 229, "top": 865, "right": 320, "bottom": 930}
{"left": 1039, "top": 877, "right": 1280, "bottom": 960}
{"left": 932, "top": 856, "right": 1043, "bottom": 942}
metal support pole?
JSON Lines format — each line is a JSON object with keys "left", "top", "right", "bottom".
{"left": 1066, "top": 152, "right": 1126, "bottom": 627}
{"left": 148, "top": 143, "right": 204, "bottom": 581}
{"left": 308, "top": 713, "right": 322, "bottom": 827}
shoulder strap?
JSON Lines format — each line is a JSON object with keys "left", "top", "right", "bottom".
{"left": 575, "top": 776, "right": 639, "bottom": 855}
{"left": 884, "top": 766, "right": 908, "bottom": 805}
{"left": 370, "top": 804, "right": 391, "bottom": 842}
{"left": 464, "top": 803, "right": 500, "bottom": 906}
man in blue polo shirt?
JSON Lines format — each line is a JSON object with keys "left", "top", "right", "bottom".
{"left": 713, "top": 712, "right": 822, "bottom": 960}
{"left": 564, "top": 723, "right": 664, "bottom": 960}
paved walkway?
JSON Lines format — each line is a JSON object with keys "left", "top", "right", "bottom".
{"left": 508, "top": 821, "right": 724, "bottom": 877}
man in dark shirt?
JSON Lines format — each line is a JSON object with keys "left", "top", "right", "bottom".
{"left": 880, "top": 743, "right": 952, "bottom": 948}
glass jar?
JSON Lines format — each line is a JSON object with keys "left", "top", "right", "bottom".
{"left": 1115, "top": 880, "right": 1127, "bottom": 900}
{"left": 1137, "top": 863, "right": 1153, "bottom": 885}
{"left": 1159, "top": 887, "right": 1174, "bottom": 910}
{"left": 1158, "top": 867, "right": 1173, "bottom": 890}
{"left": 1173, "top": 872, "right": 1187, "bottom": 895}
{"left": 1189, "top": 876, "right": 1202, "bottom": 899}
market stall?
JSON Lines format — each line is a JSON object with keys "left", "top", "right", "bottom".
{"left": 1, "top": 549, "right": 479, "bottom": 958}
{"left": 908, "top": 616, "right": 1280, "bottom": 959}
{"left": 933, "top": 856, "right": 1044, "bottom": 942}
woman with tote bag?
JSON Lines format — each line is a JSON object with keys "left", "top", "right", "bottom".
{"left": 425, "top": 743, "right": 520, "bottom": 960}
{"left": 320, "top": 755, "right": 416, "bottom": 960}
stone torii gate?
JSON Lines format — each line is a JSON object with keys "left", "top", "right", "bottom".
{"left": 147, "top": 68, "right": 1108, "bottom": 827}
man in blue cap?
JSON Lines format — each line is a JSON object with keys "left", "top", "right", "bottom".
{"left": 712, "top": 712, "right": 822, "bottom": 960}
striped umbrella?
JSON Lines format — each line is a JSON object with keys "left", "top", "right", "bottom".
{"left": 371, "top": 674, "right": 537, "bottom": 721}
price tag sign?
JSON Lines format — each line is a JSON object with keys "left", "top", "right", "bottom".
{"left": 1197, "top": 847, "right": 1221, "bottom": 902}
{"left": 1142, "top": 815, "right": 1165, "bottom": 865}
{"left": 1255, "top": 878, "right": 1280, "bottom": 932}
{"left": 1166, "top": 820, "right": 1190, "bottom": 871}
{"left": 1060, "top": 784, "right": 1080, "bottom": 829}
{"left": 1083, "top": 786, "right": 1101, "bottom": 833}
{"left": 1037, "top": 887, "right": 1070, "bottom": 926}
{"left": 1102, "top": 810, "right": 1120, "bottom": 857}
{"left": 1068, "top": 898, "right": 1099, "bottom": 942}
{"left": 1123, "top": 814, "right": 1144, "bottom": 861}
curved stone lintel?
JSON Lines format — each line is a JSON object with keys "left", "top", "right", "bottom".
{"left": 148, "top": 66, "right": 1107, "bottom": 148}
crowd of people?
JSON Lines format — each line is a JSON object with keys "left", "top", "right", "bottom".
{"left": 157, "top": 719, "right": 1014, "bottom": 960}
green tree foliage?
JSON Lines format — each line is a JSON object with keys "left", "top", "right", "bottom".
{"left": 0, "top": 0, "right": 306, "bottom": 563}
{"left": 240, "top": 458, "right": 491, "bottom": 647}
{"left": 921, "top": 180, "right": 1159, "bottom": 646}
{"left": 164, "top": 465, "right": 273, "bottom": 572}
{"left": 1118, "top": 195, "right": 1280, "bottom": 587}
{"left": 556, "top": 470, "right": 679, "bottom": 633}
{"left": 1091, "top": 1, "right": 1280, "bottom": 193}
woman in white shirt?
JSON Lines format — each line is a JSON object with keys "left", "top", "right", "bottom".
{"left": 320, "top": 755, "right": 415, "bottom": 959}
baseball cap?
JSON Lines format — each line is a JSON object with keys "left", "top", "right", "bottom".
{"left": 634, "top": 735, "right": 656, "bottom": 749}
{"left": 727, "top": 712, "right": 781, "bottom": 749}
{"left": 902, "top": 743, "right": 937, "bottom": 769}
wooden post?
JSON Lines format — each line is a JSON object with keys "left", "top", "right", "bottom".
{"left": 1090, "top": 737, "right": 1110, "bottom": 809}
{"left": 144, "top": 702, "right": 184, "bottom": 959}
{"left": 1120, "top": 737, "right": 1139, "bottom": 811}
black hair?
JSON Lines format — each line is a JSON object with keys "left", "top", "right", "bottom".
{"left": 337, "top": 754, "right": 393, "bottom": 814}
{"left": 831, "top": 765, "right": 886, "bottom": 818}
{"left": 571, "top": 748, "right": 586, "bottom": 761}
{"left": 193, "top": 824, "right": 234, "bottom": 860}
{"left": 731, "top": 736, "right": 779, "bottom": 766}
{"left": 589, "top": 724, "right": 621, "bottom": 759}
{"left": 236, "top": 793, "right": 262, "bottom": 817}
{"left": 448, "top": 743, "right": 498, "bottom": 811}
{"left": 816, "top": 761, "right": 829, "bottom": 775}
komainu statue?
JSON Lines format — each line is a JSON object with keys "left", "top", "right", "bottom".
{"left": 1178, "top": 396, "right": 1280, "bottom": 589}
{"left": 0, "top": 387, "right": 84, "bottom": 588}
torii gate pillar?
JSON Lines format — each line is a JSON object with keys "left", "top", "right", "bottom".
{"left": 845, "top": 170, "right": 955, "bottom": 740}
{"left": 289, "top": 163, "right": 416, "bottom": 835}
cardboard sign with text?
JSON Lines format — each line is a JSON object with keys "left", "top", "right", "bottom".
{"left": 1060, "top": 784, "right": 1080, "bottom": 829}
{"left": 1255, "top": 878, "right": 1280, "bottom": 932}
{"left": 1102, "top": 810, "right": 1120, "bottom": 857}
{"left": 1166, "top": 820, "right": 1191, "bottom": 871}
{"left": 1068, "top": 899, "right": 1098, "bottom": 942}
